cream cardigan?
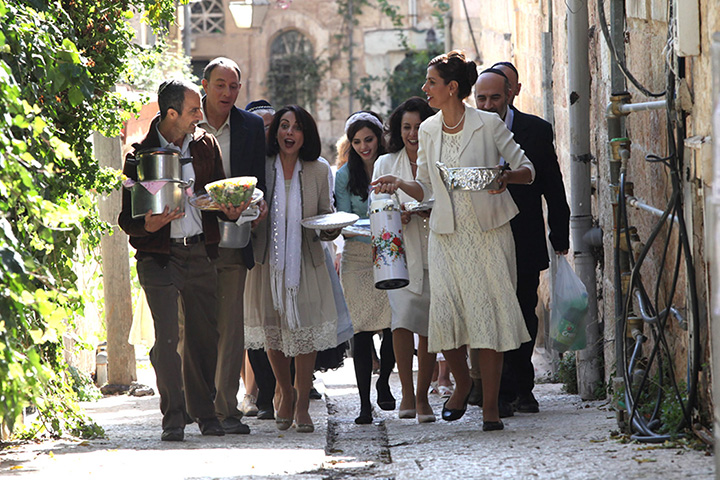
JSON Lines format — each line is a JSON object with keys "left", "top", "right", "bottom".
{"left": 415, "top": 104, "right": 535, "bottom": 234}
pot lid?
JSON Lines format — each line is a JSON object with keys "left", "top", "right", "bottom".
{"left": 135, "top": 147, "right": 183, "bottom": 157}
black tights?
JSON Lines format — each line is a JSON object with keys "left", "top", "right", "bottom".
{"left": 353, "top": 329, "right": 395, "bottom": 414}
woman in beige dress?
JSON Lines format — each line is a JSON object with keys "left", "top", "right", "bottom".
{"left": 244, "top": 105, "right": 340, "bottom": 433}
{"left": 372, "top": 97, "right": 437, "bottom": 423}
{"left": 372, "top": 51, "right": 535, "bottom": 431}
{"left": 335, "top": 111, "right": 395, "bottom": 424}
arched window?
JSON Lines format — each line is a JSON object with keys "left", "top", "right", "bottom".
{"left": 191, "top": 0, "right": 225, "bottom": 35}
{"left": 266, "top": 30, "right": 323, "bottom": 109}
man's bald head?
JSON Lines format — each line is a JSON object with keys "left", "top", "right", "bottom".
{"left": 492, "top": 61, "right": 521, "bottom": 105}
{"left": 474, "top": 69, "right": 511, "bottom": 120}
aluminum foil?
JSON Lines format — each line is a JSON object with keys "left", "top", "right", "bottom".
{"left": 436, "top": 162, "right": 502, "bottom": 191}
{"left": 403, "top": 199, "right": 434, "bottom": 212}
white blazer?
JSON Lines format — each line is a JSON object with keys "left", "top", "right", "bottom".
{"left": 416, "top": 104, "right": 535, "bottom": 234}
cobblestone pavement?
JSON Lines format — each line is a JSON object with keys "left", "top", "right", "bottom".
{"left": 0, "top": 359, "right": 714, "bottom": 479}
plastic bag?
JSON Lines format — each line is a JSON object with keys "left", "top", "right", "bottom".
{"left": 550, "top": 255, "right": 588, "bottom": 352}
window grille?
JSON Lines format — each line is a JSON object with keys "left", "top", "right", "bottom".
{"left": 191, "top": 0, "right": 225, "bottom": 35}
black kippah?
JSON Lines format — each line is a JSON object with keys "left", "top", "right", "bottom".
{"left": 245, "top": 99, "right": 273, "bottom": 112}
{"left": 480, "top": 67, "right": 509, "bottom": 80}
{"left": 492, "top": 61, "right": 519, "bottom": 77}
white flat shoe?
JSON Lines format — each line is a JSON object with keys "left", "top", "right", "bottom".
{"left": 399, "top": 409, "right": 416, "bottom": 419}
{"left": 418, "top": 413, "right": 436, "bottom": 423}
{"left": 241, "top": 394, "right": 258, "bottom": 416}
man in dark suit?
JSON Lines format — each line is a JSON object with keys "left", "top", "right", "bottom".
{"left": 471, "top": 65, "right": 570, "bottom": 416}
{"left": 199, "top": 57, "right": 267, "bottom": 434}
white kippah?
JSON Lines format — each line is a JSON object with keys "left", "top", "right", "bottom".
{"left": 345, "top": 112, "right": 383, "bottom": 135}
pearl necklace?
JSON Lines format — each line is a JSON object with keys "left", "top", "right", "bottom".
{"left": 442, "top": 110, "right": 466, "bottom": 130}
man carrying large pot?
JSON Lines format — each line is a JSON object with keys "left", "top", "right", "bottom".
{"left": 197, "top": 57, "right": 268, "bottom": 434}
{"left": 118, "top": 79, "right": 248, "bottom": 442}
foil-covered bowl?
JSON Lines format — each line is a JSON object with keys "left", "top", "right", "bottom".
{"left": 436, "top": 162, "right": 502, "bottom": 191}
{"left": 403, "top": 199, "right": 434, "bottom": 212}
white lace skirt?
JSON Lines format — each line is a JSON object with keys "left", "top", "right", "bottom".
{"left": 244, "top": 255, "right": 339, "bottom": 357}
{"left": 388, "top": 269, "right": 431, "bottom": 336}
{"left": 339, "top": 240, "right": 392, "bottom": 333}
{"left": 427, "top": 192, "right": 530, "bottom": 353}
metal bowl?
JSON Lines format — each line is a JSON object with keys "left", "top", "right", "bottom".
{"left": 436, "top": 162, "right": 502, "bottom": 191}
{"left": 218, "top": 220, "right": 251, "bottom": 249}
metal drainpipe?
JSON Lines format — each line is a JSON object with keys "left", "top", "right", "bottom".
{"left": 606, "top": 0, "right": 630, "bottom": 407}
{"left": 348, "top": 0, "right": 354, "bottom": 115}
{"left": 183, "top": 3, "right": 192, "bottom": 57}
{"left": 409, "top": 0, "right": 417, "bottom": 28}
{"left": 568, "top": 0, "right": 601, "bottom": 400}
{"left": 710, "top": 30, "right": 720, "bottom": 477}
{"left": 541, "top": 0, "right": 554, "bottom": 125}
{"left": 444, "top": 11, "right": 452, "bottom": 53}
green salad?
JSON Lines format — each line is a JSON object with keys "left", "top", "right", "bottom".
{"left": 206, "top": 176, "right": 257, "bottom": 206}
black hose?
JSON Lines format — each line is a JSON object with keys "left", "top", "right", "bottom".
{"left": 596, "top": 0, "right": 666, "bottom": 97}
{"left": 615, "top": 66, "right": 700, "bottom": 441}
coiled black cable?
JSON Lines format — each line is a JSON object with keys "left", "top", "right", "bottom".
{"left": 616, "top": 62, "right": 700, "bottom": 442}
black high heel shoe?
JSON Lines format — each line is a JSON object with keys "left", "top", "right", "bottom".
{"left": 482, "top": 420, "right": 504, "bottom": 431}
{"left": 355, "top": 407, "right": 373, "bottom": 425}
{"left": 441, "top": 391, "right": 471, "bottom": 422}
{"left": 376, "top": 380, "right": 396, "bottom": 411}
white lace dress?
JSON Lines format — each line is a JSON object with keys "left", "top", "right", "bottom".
{"left": 244, "top": 180, "right": 339, "bottom": 357}
{"left": 427, "top": 131, "right": 531, "bottom": 353}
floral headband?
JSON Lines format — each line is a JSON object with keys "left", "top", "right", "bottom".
{"left": 345, "top": 111, "right": 383, "bottom": 135}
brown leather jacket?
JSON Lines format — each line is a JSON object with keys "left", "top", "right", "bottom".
{"left": 118, "top": 115, "right": 225, "bottom": 259}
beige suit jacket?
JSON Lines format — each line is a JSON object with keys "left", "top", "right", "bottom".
{"left": 416, "top": 104, "right": 535, "bottom": 234}
{"left": 252, "top": 156, "right": 336, "bottom": 267}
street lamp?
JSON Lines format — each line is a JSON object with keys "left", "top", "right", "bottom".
{"left": 228, "top": 0, "right": 270, "bottom": 29}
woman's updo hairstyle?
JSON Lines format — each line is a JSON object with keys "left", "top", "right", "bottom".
{"left": 427, "top": 50, "right": 478, "bottom": 100}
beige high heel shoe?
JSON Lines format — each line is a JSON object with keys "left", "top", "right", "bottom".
{"left": 275, "top": 390, "right": 296, "bottom": 431}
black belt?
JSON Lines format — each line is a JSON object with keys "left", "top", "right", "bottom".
{"left": 170, "top": 233, "right": 204, "bottom": 246}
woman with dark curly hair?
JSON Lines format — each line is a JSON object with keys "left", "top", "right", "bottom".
{"left": 372, "top": 51, "right": 535, "bottom": 431}
{"left": 334, "top": 111, "right": 395, "bottom": 425}
{"left": 372, "top": 97, "right": 437, "bottom": 423}
{"left": 244, "top": 105, "right": 341, "bottom": 433}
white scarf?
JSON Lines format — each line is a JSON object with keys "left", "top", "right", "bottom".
{"left": 270, "top": 155, "right": 303, "bottom": 329}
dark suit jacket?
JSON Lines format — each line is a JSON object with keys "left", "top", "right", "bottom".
{"left": 228, "top": 106, "right": 267, "bottom": 269}
{"left": 507, "top": 106, "right": 570, "bottom": 273}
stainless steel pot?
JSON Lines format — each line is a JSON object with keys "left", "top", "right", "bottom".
{"left": 131, "top": 179, "right": 193, "bottom": 218}
{"left": 126, "top": 148, "right": 192, "bottom": 182}
{"left": 218, "top": 220, "right": 251, "bottom": 249}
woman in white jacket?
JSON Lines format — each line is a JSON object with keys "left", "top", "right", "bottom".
{"left": 372, "top": 97, "right": 437, "bottom": 423}
{"left": 372, "top": 51, "right": 535, "bottom": 432}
